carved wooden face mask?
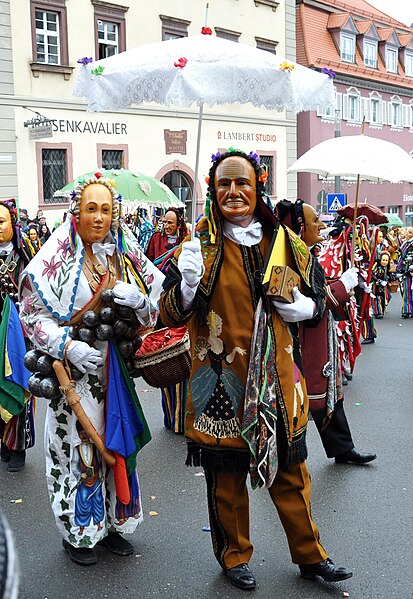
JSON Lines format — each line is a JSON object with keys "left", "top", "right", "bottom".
{"left": 77, "top": 184, "right": 113, "bottom": 245}
{"left": 214, "top": 157, "right": 257, "bottom": 226}
{"left": 0, "top": 205, "right": 14, "bottom": 243}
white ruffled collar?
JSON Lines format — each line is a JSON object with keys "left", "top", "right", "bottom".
{"left": 223, "top": 216, "right": 263, "bottom": 247}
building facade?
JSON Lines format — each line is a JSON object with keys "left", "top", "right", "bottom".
{"left": 296, "top": 0, "right": 413, "bottom": 224}
{"left": 0, "top": 0, "right": 298, "bottom": 225}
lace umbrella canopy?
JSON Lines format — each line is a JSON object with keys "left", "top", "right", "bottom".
{"left": 73, "top": 33, "right": 335, "bottom": 231}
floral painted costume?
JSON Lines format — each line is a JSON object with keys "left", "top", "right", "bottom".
{"left": 19, "top": 219, "right": 164, "bottom": 549}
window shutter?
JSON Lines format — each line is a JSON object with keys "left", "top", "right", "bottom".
{"left": 381, "top": 101, "right": 386, "bottom": 125}
{"left": 336, "top": 92, "right": 342, "bottom": 119}
{"left": 342, "top": 94, "right": 348, "bottom": 120}
{"left": 403, "top": 104, "right": 410, "bottom": 128}
{"left": 361, "top": 97, "right": 370, "bottom": 122}
{"left": 387, "top": 102, "right": 393, "bottom": 125}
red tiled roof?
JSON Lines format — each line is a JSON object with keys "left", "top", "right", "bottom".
{"left": 378, "top": 27, "right": 396, "bottom": 42}
{"left": 297, "top": 1, "right": 413, "bottom": 86}
{"left": 355, "top": 20, "right": 374, "bottom": 34}
{"left": 398, "top": 34, "right": 413, "bottom": 47}
{"left": 327, "top": 12, "right": 352, "bottom": 29}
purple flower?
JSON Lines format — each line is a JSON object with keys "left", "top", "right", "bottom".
{"left": 42, "top": 256, "right": 63, "bottom": 281}
{"left": 321, "top": 67, "right": 336, "bottom": 79}
{"left": 77, "top": 57, "right": 93, "bottom": 66}
{"left": 211, "top": 152, "right": 221, "bottom": 163}
{"left": 249, "top": 151, "right": 261, "bottom": 164}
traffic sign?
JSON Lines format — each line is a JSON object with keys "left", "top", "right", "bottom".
{"left": 327, "top": 193, "right": 347, "bottom": 213}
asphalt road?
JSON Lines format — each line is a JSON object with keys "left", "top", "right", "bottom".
{"left": 1, "top": 293, "right": 412, "bottom": 599}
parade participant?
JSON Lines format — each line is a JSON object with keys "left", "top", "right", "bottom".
{"left": 25, "top": 224, "right": 42, "bottom": 255}
{"left": 277, "top": 200, "right": 376, "bottom": 465}
{"left": 145, "top": 209, "right": 187, "bottom": 263}
{"left": 0, "top": 199, "right": 34, "bottom": 472}
{"left": 39, "top": 223, "right": 51, "bottom": 244}
{"left": 159, "top": 149, "right": 351, "bottom": 590}
{"left": 397, "top": 233, "right": 413, "bottom": 317}
{"left": 371, "top": 250, "right": 394, "bottom": 318}
{"left": 19, "top": 174, "right": 164, "bottom": 566}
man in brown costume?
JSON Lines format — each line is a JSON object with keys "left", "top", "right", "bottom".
{"left": 159, "top": 150, "right": 352, "bottom": 590}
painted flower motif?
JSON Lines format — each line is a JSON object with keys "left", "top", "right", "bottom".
{"left": 33, "top": 321, "right": 48, "bottom": 346}
{"left": 280, "top": 62, "right": 295, "bottom": 71}
{"left": 42, "top": 255, "right": 63, "bottom": 281}
{"left": 174, "top": 57, "right": 188, "bottom": 68}
{"left": 77, "top": 57, "right": 93, "bottom": 65}
{"left": 20, "top": 294, "right": 37, "bottom": 315}
{"left": 56, "top": 237, "right": 73, "bottom": 259}
{"left": 201, "top": 27, "right": 212, "bottom": 35}
{"left": 146, "top": 273, "right": 154, "bottom": 285}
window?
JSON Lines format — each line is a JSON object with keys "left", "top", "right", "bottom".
{"left": 161, "top": 170, "right": 193, "bottom": 220}
{"left": 405, "top": 51, "right": 413, "bottom": 77}
{"left": 160, "top": 15, "right": 190, "bottom": 40}
{"left": 348, "top": 94, "right": 360, "bottom": 121}
{"left": 340, "top": 34, "right": 355, "bottom": 62}
{"left": 102, "top": 149, "right": 123, "bottom": 169}
{"left": 370, "top": 98, "right": 381, "bottom": 125}
{"left": 410, "top": 105, "right": 413, "bottom": 128}
{"left": 37, "top": 145, "right": 72, "bottom": 206}
{"left": 386, "top": 46, "right": 398, "bottom": 73}
{"left": 387, "top": 206, "right": 400, "bottom": 214}
{"left": 215, "top": 28, "right": 241, "bottom": 43}
{"left": 93, "top": 1, "right": 127, "bottom": 58}
{"left": 364, "top": 40, "right": 377, "bottom": 68}
{"left": 98, "top": 21, "right": 118, "bottom": 58}
{"left": 97, "top": 144, "right": 128, "bottom": 170}
{"left": 255, "top": 37, "right": 278, "bottom": 54}
{"left": 30, "top": 0, "right": 72, "bottom": 77}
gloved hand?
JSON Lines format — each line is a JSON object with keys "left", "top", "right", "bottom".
{"left": 273, "top": 287, "right": 317, "bottom": 323}
{"left": 358, "top": 274, "right": 372, "bottom": 294}
{"left": 113, "top": 281, "right": 146, "bottom": 309}
{"left": 339, "top": 267, "right": 359, "bottom": 292}
{"left": 66, "top": 341, "right": 103, "bottom": 373}
{"left": 380, "top": 280, "right": 387, "bottom": 287}
{"left": 178, "top": 238, "right": 205, "bottom": 288}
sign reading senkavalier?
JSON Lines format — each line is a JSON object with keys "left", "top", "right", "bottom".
{"left": 327, "top": 193, "right": 347, "bottom": 213}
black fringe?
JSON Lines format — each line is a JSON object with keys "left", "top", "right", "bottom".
{"left": 185, "top": 442, "right": 250, "bottom": 473}
{"left": 287, "top": 429, "right": 308, "bottom": 467}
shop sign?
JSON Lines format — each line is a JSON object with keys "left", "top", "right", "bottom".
{"left": 164, "top": 129, "right": 187, "bottom": 154}
{"left": 29, "top": 123, "right": 53, "bottom": 140}
{"left": 217, "top": 130, "right": 277, "bottom": 142}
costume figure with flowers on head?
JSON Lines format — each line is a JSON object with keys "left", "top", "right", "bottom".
{"left": 159, "top": 149, "right": 352, "bottom": 590}
{"left": 277, "top": 200, "right": 376, "bottom": 466}
{"left": 19, "top": 173, "right": 164, "bottom": 566}
{"left": 0, "top": 199, "right": 35, "bottom": 472}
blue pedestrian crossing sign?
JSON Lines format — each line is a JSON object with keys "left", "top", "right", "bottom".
{"left": 327, "top": 193, "right": 347, "bottom": 213}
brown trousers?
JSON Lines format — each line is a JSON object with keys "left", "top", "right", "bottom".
{"left": 204, "top": 461, "right": 328, "bottom": 570}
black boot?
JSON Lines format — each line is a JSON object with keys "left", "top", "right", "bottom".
{"left": 7, "top": 450, "right": 26, "bottom": 472}
{"left": 62, "top": 539, "right": 97, "bottom": 566}
{"left": 1, "top": 442, "right": 11, "bottom": 463}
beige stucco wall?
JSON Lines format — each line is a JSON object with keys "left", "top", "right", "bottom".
{"left": 5, "top": 0, "right": 293, "bottom": 224}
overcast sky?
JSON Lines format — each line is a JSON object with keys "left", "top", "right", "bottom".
{"left": 367, "top": 0, "right": 413, "bottom": 26}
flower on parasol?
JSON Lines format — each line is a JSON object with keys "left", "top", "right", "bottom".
{"left": 336, "top": 203, "right": 388, "bottom": 226}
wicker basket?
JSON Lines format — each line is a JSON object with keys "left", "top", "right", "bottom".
{"left": 134, "top": 326, "right": 191, "bottom": 388}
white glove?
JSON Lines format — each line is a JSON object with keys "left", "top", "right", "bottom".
{"left": 339, "top": 267, "right": 359, "bottom": 293}
{"left": 273, "top": 287, "right": 317, "bottom": 323}
{"left": 113, "top": 281, "right": 145, "bottom": 309}
{"left": 358, "top": 274, "right": 372, "bottom": 294}
{"left": 66, "top": 340, "right": 103, "bottom": 373}
{"left": 178, "top": 238, "right": 205, "bottom": 288}
{"left": 380, "top": 280, "right": 387, "bottom": 287}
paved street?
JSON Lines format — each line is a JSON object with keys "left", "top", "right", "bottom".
{"left": 1, "top": 293, "right": 412, "bottom": 599}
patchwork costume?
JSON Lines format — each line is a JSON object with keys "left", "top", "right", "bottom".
{"left": 159, "top": 200, "right": 329, "bottom": 570}
{"left": 19, "top": 219, "right": 163, "bottom": 548}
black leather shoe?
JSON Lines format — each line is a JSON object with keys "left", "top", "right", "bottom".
{"left": 7, "top": 450, "right": 26, "bottom": 472}
{"left": 335, "top": 448, "right": 377, "bottom": 464}
{"left": 343, "top": 370, "right": 353, "bottom": 381}
{"left": 62, "top": 539, "right": 97, "bottom": 566}
{"left": 361, "top": 338, "right": 375, "bottom": 344}
{"left": 299, "top": 558, "right": 352, "bottom": 582}
{"left": 97, "top": 532, "right": 133, "bottom": 556}
{"left": 342, "top": 377, "right": 348, "bottom": 386}
{"left": 225, "top": 564, "right": 256, "bottom": 590}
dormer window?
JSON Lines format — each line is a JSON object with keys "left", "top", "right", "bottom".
{"left": 341, "top": 33, "right": 355, "bottom": 62}
{"left": 364, "top": 40, "right": 377, "bottom": 68}
{"left": 405, "top": 51, "right": 413, "bottom": 77}
{"left": 386, "top": 46, "right": 398, "bottom": 73}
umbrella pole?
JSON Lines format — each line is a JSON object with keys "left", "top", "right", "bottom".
{"left": 350, "top": 174, "right": 361, "bottom": 267}
{"left": 191, "top": 103, "right": 204, "bottom": 239}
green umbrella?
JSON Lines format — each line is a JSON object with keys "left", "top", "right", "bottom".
{"left": 53, "top": 168, "right": 184, "bottom": 210}
{"left": 382, "top": 213, "right": 404, "bottom": 227}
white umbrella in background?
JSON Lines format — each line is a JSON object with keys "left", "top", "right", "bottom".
{"left": 287, "top": 132, "right": 413, "bottom": 263}
{"left": 73, "top": 28, "right": 335, "bottom": 233}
